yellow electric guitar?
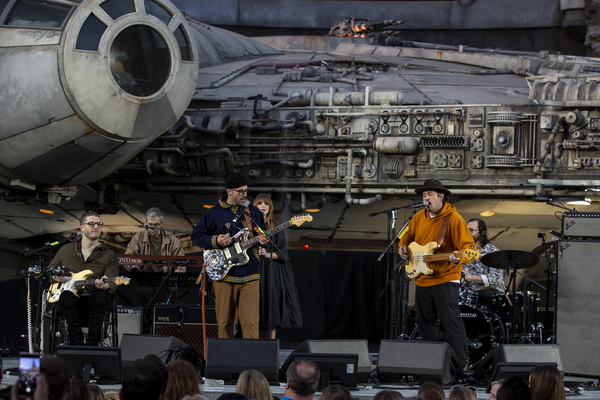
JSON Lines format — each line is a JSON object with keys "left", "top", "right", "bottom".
{"left": 46, "top": 269, "right": 130, "bottom": 303}
{"left": 404, "top": 242, "right": 480, "bottom": 279}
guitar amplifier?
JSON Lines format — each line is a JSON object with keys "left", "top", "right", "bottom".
{"left": 562, "top": 212, "right": 600, "bottom": 238}
{"left": 153, "top": 305, "right": 218, "bottom": 356}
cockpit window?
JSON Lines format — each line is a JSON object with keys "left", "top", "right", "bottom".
{"left": 75, "top": 13, "right": 106, "bottom": 51}
{"left": 174, "top": 23, "right": 192, "bottom": 62}
{"left": 6, "top": 0, "right": 72, "bottom": 29}
{"left": 144, "top": 0, "right": 171, "bottom": 25}
{"left": 109, "top": 24, "right": 171, "bottom": 97}
{"left": 100, "top": 0, "right": 135, "bottom": 21}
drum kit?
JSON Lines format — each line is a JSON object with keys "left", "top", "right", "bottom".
{"left": 458, "top": 250, "right": 544, "bottom": 369}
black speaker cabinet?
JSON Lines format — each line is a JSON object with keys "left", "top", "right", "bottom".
{"left": 205, "top": 338, "right": 279, "bottom": 382}
{"left": 282, "top": 339, "right": 371, "bottom": 383}
{"left": 120, "top": 333, "right": 186, "bottom": 374}
{"left": 377, "top": 340, "right": 458, "bottom": 385}
{"left": 153, "top": 305, "right": 218, "bottom": 356}
{"left": 477, "top": 344, "right": 563, "bottom": 375}
{"left": 556, "top": 240, "right": 600, "bottom": 376}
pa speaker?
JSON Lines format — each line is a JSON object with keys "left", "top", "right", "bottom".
{"left": 477, "top": 344, "right": 563, "bottom": 375}
{"left": 120, "top": 334, "right": 187, "bottom": 374}
{"left": 377, "top": 340, "right": 458, "bottom": 385}
{"left": 205, "top": 338, "right": 279, "bottom": 382}
{"left": 282, "top": 339, "right": 371, "bottom": 383}
{"left": 556, "top": 240, "right": 600, "bottom": 376}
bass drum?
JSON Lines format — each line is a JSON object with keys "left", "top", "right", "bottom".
{"left": 460, "top": 304, "right": 505, "bottom": 368}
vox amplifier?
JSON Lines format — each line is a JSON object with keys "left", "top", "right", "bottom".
{"left": 153, "top": 305, "right": 218, "bottom": 356}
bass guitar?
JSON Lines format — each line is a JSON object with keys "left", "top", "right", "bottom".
{"left": 204, "top": 214, "right": 313, "bottom": 281}
{"left": 46, "top": 269, "right": 130, "bottom": 303}
{"left": 404, "top": 242, "right": 480, "bottom": 279}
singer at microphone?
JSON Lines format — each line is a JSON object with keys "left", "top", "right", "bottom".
{"left": 395, "top": 179, "right": 476, "bottom": 371}
{"left": 190, "top": 172, "right": 267, "bottom": 339}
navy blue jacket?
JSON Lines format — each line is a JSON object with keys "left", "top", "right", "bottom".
{"left": 192, "top": 196, "right": 266, "bottom": 283}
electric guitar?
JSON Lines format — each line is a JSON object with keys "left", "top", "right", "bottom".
{"left": 204, "top": 214, "right": 313, "bottom": 281}
{"left": 46, "top": 269, "right": 130, "bottom": 303}
{"left": 404, "top": 242, "right": 480, "bottom": 279}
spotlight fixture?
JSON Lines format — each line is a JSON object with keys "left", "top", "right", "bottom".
{"left": 480, "top": 211, "right": 496, "bottom": 217}
{"left": 39, "top": 209, "right": 55, "bottom": 214}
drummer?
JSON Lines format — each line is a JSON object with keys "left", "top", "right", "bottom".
{"left": 462, "top": 218, "right": 505, "bottom": 308}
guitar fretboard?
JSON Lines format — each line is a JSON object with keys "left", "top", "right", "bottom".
{"left": 72, "top": 277, "right": 120, "bottom": 287}
{"left": 241, "top": 216, "right": 307, "bottom": 250}
{"left": 414, "top": 251, "right": 469, "bottom": 262}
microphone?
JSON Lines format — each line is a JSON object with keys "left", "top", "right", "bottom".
{"left": 391, "top": 210, "right": 397, "bottom": 230}
{"left": 232, "top": 200, "right": 251, "bottom": 224}
{"left": 410, "top": 200, "right": 429, "bottom": 208}
{"left": 260, "top": 209, "right": 265, "bottom": 214}
{"left": 76, "top": 231, "right": 83, "bottom": 240}
{"left": 144, "top": 223, "right": 149, "bottom": 230}
{"left": 537, "top": 232, "right": 545, "bottom": 239}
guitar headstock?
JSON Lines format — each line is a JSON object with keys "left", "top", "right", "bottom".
{"left": 114, "top": 276, "right": 131, "bottom": 286}
{"left": 291, "top": 213, "right": 313, "bottom": 226}
{"left": 464, "top": 245, "right": 481, "bottom": 261}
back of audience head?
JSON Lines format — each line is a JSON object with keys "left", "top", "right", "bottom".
{"left": 373, "top": 389, "right": 404, "bottom": 400}
{"left": 88, "top": 384, "right": 104, "bottom": 400}
{"left": 163, "top": 360, "right": 201, "bottom": 400}
{"left": 418, "top": 381, "right": 445, "bottom": 400}
{"left": 104, "top": 391, "right": 120, "bottom": 400}
{"left": 529, "top": 365, "right": 565, "bottom": 400}
{"left": 235, "top": 369, "right": 272, "bottom": 400}
{"left": 71, "top": 380, "right": 91, "bottom": 400}
{"left": 487, "top": 380, "right": 505, "bottom": 400}
{"left": 40, "top": 355, "right": 71, "bottom": 400}
{"left": 497, "top": 376, "right": 532, "bottom": 400}
{"left": 320, "top": 384, "right": 352, "bottom": 400}
{"left": 119, "top": 358, "right": 165, "bottom": 400}
{"left": 144, "top": 354, "right": 168, "bottom": 395}
{"left": 449, "top": 387, "right": 477, "bottom": 400}
{"left": 286, "top": 360, "right": 321, "bottom": 398}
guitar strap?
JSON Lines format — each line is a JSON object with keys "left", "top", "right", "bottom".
{"left": 436, "top": 215, "right": 451, "bottom": 247}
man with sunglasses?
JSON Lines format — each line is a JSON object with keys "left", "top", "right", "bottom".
{"left": 462, "top": 218, "right": 503, "bottom": 308}
{"left": 49, "top": 211, "right": 119, "bottom": 346}
{"left": 192, "top": 172, "right": 266, "bottom": 338}
{"left": 125, "top": 207, "right": 185, "bottom": 305}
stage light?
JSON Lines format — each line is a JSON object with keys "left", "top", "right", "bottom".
{"left": 480, "top": 211, "right": 496, "bottom": 217}
{"left": 305, "top": 208, "right": 321, "bottom": 213}
{"left": 303, "top": 244, "right": 310, "bottom": 250}
{"left": 39, "top": 209, "right": 54, "bottom": 214}
{"left": 203, "top": 205, "right": 214, "bottom": 209}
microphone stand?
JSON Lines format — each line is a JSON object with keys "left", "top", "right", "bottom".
{"left": 375, "top": 208, "right": 420, "bottom": 340}
{"left": 538, "top": 233, "right": 557, "bottom": 343}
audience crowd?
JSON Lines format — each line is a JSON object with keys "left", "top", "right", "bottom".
{"left": 1, "top": 351, "right": 566, "bottom": 400}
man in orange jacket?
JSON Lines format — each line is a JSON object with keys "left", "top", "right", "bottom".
{"left": 399, "top": 179, "right": 474, "bottom": 373}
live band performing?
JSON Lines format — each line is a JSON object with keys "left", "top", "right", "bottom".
{"left": 8, "top": 173, "right": 578, "bottom": 393}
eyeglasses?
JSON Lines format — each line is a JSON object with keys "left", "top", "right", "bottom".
{"left": 469, "top": 228, "right": 480, "bottom": 233}
{"left": 232, "top": 189, "right": 248, "bottom": 195}
{"left": 85, "top": 222, "right": 104, "bottom": 227}
{"left": 147, "top": 223, "right": 162, "bottom": 228}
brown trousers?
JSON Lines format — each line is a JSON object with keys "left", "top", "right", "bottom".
{"left": 212, "top": 279, "right": 260, "bottom": 338}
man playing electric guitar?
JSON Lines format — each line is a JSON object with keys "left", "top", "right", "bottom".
{"left": 398, "top": 179, "right": 475, "bottom": 377}
{"left": 48, "top": 211, "right": 119, "bottom": 346}
{"left": 191, "top": 173, "right": 266, "bottom": 339}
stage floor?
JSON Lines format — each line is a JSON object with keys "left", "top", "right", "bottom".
{"left": 1, "top": 349, "right": 599, "bottom": 400}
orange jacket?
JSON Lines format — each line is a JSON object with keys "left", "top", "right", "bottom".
{"left": 401, "top": 202, "right": 474, "bottom": 287}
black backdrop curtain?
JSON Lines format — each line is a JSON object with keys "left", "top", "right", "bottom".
{"left": 278, "top": 250, "right": 389, "bottom": 344}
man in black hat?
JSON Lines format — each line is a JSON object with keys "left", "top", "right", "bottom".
{"left": 191, "top": 172, "right": 266, "bottom": 338}
{"left": 398, "top": 179, "right": 474, "bottom": 372}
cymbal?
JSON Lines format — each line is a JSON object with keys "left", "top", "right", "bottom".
{"left": 481, "top": 250, "right": 539, "bottom": 269}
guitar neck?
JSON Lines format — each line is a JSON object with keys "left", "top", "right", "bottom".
{"left": 73, "top": 277, "right": 118, "bottom": 287}
{"left": 421, "top": 252, "right": 467, "bottom": 262}
{"left": 241, "top": 220, "right": 292, "bottom": 250}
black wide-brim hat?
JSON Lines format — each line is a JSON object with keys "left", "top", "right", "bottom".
{"left": 415, "top": 178, "right": 451, "bottom": 196}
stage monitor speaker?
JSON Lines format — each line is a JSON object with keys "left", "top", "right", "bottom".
{"left": 153, "top": 305, "right": 218, "bottom": 356}
{"left": 282, "top": 339, "right": 371, "bottom": 383}
{"left": 377, "top": 340, "right": 458, "bottom": 385}
{"left": 556, "top": 240, "right": 600, "bottom": 376}
{"left": 205, "top": 338, "right": 279, "bottom": 383}
{"left": 120, "top": 333, "right": 187, "bottom": 374}
{"left": 477, "top": 344, "right": 563, "bottom": 376}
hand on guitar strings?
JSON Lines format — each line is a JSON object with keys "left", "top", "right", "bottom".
{"left": 217, "top": 233, "right": 231, "bottom": 246}
{"left": 94, "top": 275, "right": 110, "bottom": 290}
{"left": 398, "top": 245, "right": 408, "bottom": 260}
{"left": 449, "top": 251, "right": 460, "bottom": 264}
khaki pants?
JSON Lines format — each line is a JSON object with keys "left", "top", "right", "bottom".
{"left": 212, "top": 279, "right": 260, "bottom": 338}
